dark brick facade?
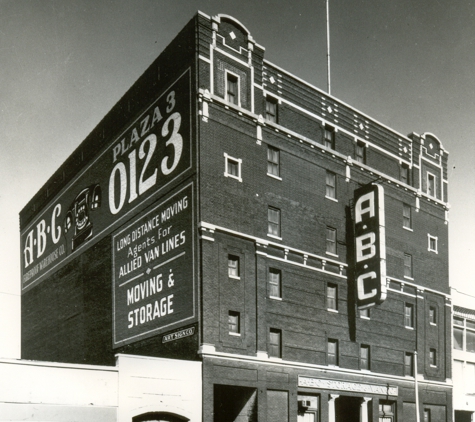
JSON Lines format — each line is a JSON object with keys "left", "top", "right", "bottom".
{"left": 20, "top": 11, "right": 452, "bottom": 422}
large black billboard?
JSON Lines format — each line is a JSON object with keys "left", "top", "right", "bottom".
{"left": 20, "top": 69, "right": 192, "bottom": 291}
{"left": 112, "top": 183, "right": 195, "bottom": 347}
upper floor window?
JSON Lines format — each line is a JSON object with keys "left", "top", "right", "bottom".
{"left": 326, "top": 171, "right": 337, "bottom": 200}
{"left": 356, "top": 141, "right": 366, "bottom": 164}
{"left": 327, "top": 339, "right": 339, "bottom": 366}
{"left": 429, "top": 348, "right": 437, "bottom": 366}
{"left": 268, "top": 206, "right": 281, "bottom": 238}
{"left": 429, "top": 306, "right": 436, "bottom": 325}
{"left": 327, "top": 283, "right": 338, "bottom": 311}
{"left": 269, "top": 268, "right": 282, "bottom": 299}
{"left": 404, "top": 352, "right": 414, "bottom": 376}
{"left": 266, "top": 96, "right": 278, "bottom": 123}
{"left": 428, "top": 235, "right": 438, "bottom": 253}
{"left": 226, "top": 72, "right": 239, "bottom": 105}
{"left": 403, "top": 204, "right": 412, "bottom": 229}
{"left": 404, "top": 253, "right": 413, "bottom": 278}
{"left": 326, "top": 227, "right": 337, "bottom": 255}
{"left": 427, "top": 173, "right": 436, "bottom": 198}
{"left": 269, "top": 328, "right": 282, "bottom": 358}
{"left": 405, "top": 303, "right": 414, "bottom": 328}
{"left": 324, "top": 126, "right": 335, "bottom": 149}
{"left": 453, "top": 316, "right": 475, "bottom": 353}
{"left": 224, "top": 153, "right": 242, "bottom": 182}
{"left": 400, "top": 163, "right": 410, "bottom": 184}
{"left": 267, "top": 146, "right": 280, "bottom": 178}
{"left": 228, "top": 255, "right": 240, "bottom": 279}
{"left": 360, "top": 344, "right": 370, "bottom": 370}
{"left": 228, "top": 311, "right": 240, "bottom": 335}
{"left": 454, "top": 317, "right": 464, "bottom": 350}
{"left": 360, "top": 308, "right": 370, "bottom": 319}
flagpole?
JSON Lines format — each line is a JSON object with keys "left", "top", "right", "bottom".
{"left": 326, "top": 0, "right": 331, "bottom": 95}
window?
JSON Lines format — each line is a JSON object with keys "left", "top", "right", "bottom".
{"left": 325, "top": 170, "right": 336, "bottom": 199}
{"left": 228, "top": 255, "right": 240, "bottom": 278}
{"left": 266, "top": 96, "right": 278, "bottom": 123}
{"left": 226, "top": 73, "right": 239, "bottom": 105}
{"left": 427, "top": 173, "right": 436, "bottom": 197}
{"left": 356, "top": 141, "right": 366, "bottom": 164}
{"left": 454, "top": 317, "right": 464, "bottom": 350}
{"left": 326, "top": 227, "right": 337, "bottom": 255}
{"left": 327, "top": 283, "right": 338, "bottom": 311}
{"left": 429, "top": 348, "right": 436, "bottom": 366}
{"left": 404, "top": 352, "right": 414, "bottom": 376}
{"left": 360, "top": 345, "right": 370, "bottom": 370}
{"left": 324, "top": 126, "right": 335, "bottom": 149}
{"left": 267, "top": 207, "right": 281, "bottom": 237}
{"left": 428, "top": 235, "right": 438, "bottom": 253}
{"left": 228, "top": 311, "right": 240, "bottom": 335}
{"left": 403, "top": 204, "right": 412, "bottom": 229}
{"left": 269, "top": 268, "right": 282, "bottom": 299}
{"left": 429, "top": 306, "right": 436, "bottom": 325}
{"left": 405, "top": 303, "right": 414, "bottom": 328}
{"left": 468, "top": 320, "right": 475, "bottom": 353}
{"left": 269, "top": 328, "right": 282, "bottom": 358}
{"left": 360, "top": 308, "right": 370, "bottom": 319}
{"left": 424, "top": 409, "right": 431, "bottom": 422}
{"left": 267, "top": 146, "right": 280, "bottom": 178}
{"left": 404, "top": 253, "right": 413, "bottom": 278}
{"left": 327, "top": 339, "right": 338, "bottom": 366}
{"left": 224, "top": 153, "right": 242, "bottom": 181}
{"left": 379, "top": 401, "right": 396, "bottom": 422}
{"left": 400, "top": 164, "right": 409, "bottom": 184}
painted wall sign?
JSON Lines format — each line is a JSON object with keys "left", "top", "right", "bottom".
{"left": 20, "top": 69, "right": 192, "bottom": 291}
{"left": 354, "top": 183, "right": 387, "bottom": 309}
{"left": 112, "top": 183, "right": 195, "bottom": 348}
{"left": 162, "top": 326, "right": 196, "bottom": 343}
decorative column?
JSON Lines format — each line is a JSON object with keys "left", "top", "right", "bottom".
{"left": 360, "top": 397, "right": 372, "bottom": 422}
{"left": 328, "top": 394, "right": 339, "bottom": 422}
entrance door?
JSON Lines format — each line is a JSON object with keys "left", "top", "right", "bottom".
{"left": 335, "top": 396, "right": 361, "bottom": 422}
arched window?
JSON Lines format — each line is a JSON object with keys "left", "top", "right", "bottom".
{"left": 133, "top": 412, "right": 188, "bottom": 422}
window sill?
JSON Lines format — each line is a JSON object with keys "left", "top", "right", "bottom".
{"left": 229, "top": 332, "right": 241, "bottom": 337}
{"left": 430, "top": 322, "right": 437, "bottom": 326}
{"left": 267, "top": 234, "right": 282, "bottom": 241}
{"left": 270, "top": 296, "right": 282, "bottom": 301}
{"left": 361, "top": 369, "right": 371, "bottom": 373}
{"left": 430, "top": 365, "right": 437, "bottom": 368}
{"left": 403, "top": 227, "right": 413, "bottom": 232}
{"left": 327, "top": 309, "right": 339, "bottom": 313}
{"left": 404, "top": 276, "right": 414, "bottom": 281}
{"left": 405, "top": 326, "right": 415, "bottom": 330}
{"left": 267, "top": 173, "right": 282, "bottom": 181}
{"left": 229, "top": 275, "right": 241, "bottom": 280}
{"left": 360, "top": 316, "right": 371, "bottom": 320}
{"left": 325, "top": 196, "right": 338, "bottom": 202}
{"left": 224, "top": 173, "right": 242, "bottom": 183}
{"left": 326, "top": 252, "right": 339, "bottom": 258}
{"left": 428, "top": 249, "right": 438, "bottom": 254}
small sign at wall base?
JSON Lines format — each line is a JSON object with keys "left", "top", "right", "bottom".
{"left": 162, "top": 326, "right": 195, "bottom": 343}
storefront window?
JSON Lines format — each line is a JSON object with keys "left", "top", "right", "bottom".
{"left": 379, "top": 401, "right": 395, "bottom": 422}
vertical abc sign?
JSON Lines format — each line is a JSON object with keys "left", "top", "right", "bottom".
{"left": 354, "top": 183, "right": 387, "bottom": 309}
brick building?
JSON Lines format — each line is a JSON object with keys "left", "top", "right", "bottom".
{"left": 452, "top": 290, "right": 475, "bottom": 422}
{"left": 19, "top": 11, "right": 452, "bottom": 422}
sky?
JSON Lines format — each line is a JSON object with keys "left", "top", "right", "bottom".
{"left": 1, "top": 0, "right": 475, "bottom": 357}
